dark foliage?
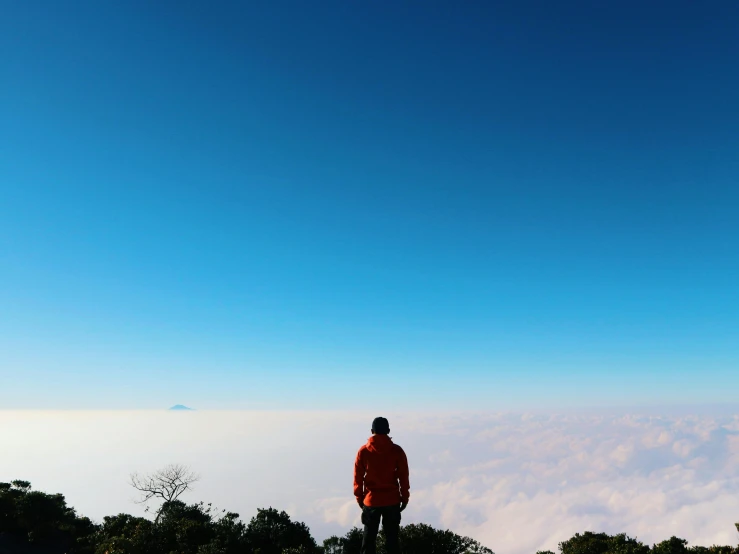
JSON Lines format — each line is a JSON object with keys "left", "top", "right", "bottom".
{"left": 322, "top": 527, "right": 363, "bottom": 554}
{"left": 688, "top": 547, "right": 739, "bottom": 554}
{"left": 93, "top": 512, "right": 154, "bottom": 554}
{"left": 3, "top": 481, "right": 738, "bottom": 554}
{"left": 397, "top": 523, "right": 494, "bottom": 553}
{"left": 653, "top": 537, "right": 690, "bottom": 554}
{"left": 559, "top": 533, "right": 739, "bottom": 554}
{"left": 244, "top": 508, "right": 319, "bottom": 554}
{"left": 559, "top": 532, "right": 650, "bottom": 554}
{"left": 94, "top": 501, "right": 249, "bottom": 554}
{"left": 322, "top": 522, "right": 493, "bottom": 554}
{"left": 0, "top": 481, "right": 96, "bottom": 554}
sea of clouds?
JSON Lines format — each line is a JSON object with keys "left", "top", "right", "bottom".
{"left": 2, "top": 409, "right": 739, "bottom": 554}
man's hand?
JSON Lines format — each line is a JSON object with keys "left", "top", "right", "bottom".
{"left": 399, "top": 501, "right": 408, "bottom": 512}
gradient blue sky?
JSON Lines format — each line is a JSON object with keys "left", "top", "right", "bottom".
{"left": 2, "top": 1, "right": 737, "bottom": 409}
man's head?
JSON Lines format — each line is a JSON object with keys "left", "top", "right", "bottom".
{"left": 371, "top": 416, "right": 390, "bottom": 435}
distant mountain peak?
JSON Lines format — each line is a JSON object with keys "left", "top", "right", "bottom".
{"left": 169, "top": 404, "right": 194, "bottom": 411}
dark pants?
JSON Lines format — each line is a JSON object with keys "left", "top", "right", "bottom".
{"left": 361, "top": 504, "right": 401, "bottom": 554}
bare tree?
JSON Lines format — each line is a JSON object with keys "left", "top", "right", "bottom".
{"left": 129, "top": 463, "right": 200, "bottom": 523}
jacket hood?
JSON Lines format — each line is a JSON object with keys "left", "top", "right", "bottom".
{"left": 366, "top": 433, "right": 394, "bottom": 453}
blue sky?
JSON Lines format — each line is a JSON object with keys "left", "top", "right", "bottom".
{"left": 1, "top": 1, "right": 737, "bottom": 409}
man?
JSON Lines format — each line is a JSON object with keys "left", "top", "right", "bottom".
{"left": 353, "top": 416, "right": 410, "bottom": 554}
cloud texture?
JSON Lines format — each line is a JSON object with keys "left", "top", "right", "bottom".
{"left": 2, "top": 409, "right": 738, "bottom": 554}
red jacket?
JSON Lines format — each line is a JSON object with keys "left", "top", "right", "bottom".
{"left": 354, "top": 434, "right": 410, "bottom": 507}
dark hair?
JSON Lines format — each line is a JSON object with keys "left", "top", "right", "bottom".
{"left": 371, "top": 417, "right": 390, "bottom": 434}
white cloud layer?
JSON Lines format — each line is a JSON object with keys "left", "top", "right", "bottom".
{"left": 2, "top": 409, "right": 739, "bottom": 554}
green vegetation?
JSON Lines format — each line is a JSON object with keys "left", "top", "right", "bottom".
{"left": 1, "top": 480, "right": 738, "bottom": 554}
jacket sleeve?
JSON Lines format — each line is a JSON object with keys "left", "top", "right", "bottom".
{"left": 353, "top": 448, "right": 365, "bottom": 501}
{"left": 397, "top": 446, "right": 410, "bottom": 502}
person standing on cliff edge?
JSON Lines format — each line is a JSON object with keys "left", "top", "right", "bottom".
{"left": 354, "top": 416, "right": 410, "bottom": 554}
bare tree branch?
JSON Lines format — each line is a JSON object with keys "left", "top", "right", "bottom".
{"left": 129, "top": 464, "right": 200, "bottom": 523}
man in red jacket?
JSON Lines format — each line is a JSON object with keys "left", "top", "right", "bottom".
{"left": 354, "top": 417, "right": 410, "bottom": 554}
